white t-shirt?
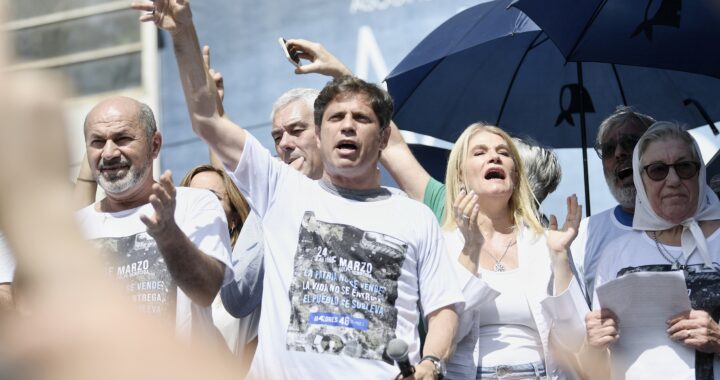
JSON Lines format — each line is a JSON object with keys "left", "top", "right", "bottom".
{"left": 76, "top": 187, "right": 233, "bottom": 338}
{"left": 476, "top": 268, "right": 543, "bottom": 367}
{"left": 232, "top": 135, "right": 464, "bottom": 380}
{"left": 0, "top": 232, "right": 15, "bottom": 283}
{"left": 571, "top": 206, "right": 633, "bottom": 298}
{"left": 594, "top": 229, "right": 720, "bottom": 380}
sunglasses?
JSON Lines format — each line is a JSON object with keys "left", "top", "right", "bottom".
{"left": 594, "top": 135, "right": 641, "bottom": 159}
{"left": 642, "top": 161, "right": 700, "bottom": 181}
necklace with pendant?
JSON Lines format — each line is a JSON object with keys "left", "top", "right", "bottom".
{"left": 486, "top": 237, "right": 516, "bottom": 272}
{"left": 651, "top": 231, "right": 690, "bottom": 272}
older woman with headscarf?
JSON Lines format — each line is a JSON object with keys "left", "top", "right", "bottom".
{"left": 585, "top": 122, "right": 720, "bottom": 380}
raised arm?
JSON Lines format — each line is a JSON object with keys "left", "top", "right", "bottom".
{"left": 201, "top": 45, "right": 227, "bottom": 169}
{"left": 140, "top": 171, "right": 226, "bottom": 306}
{"left": 132, "top": 0, "right": 246, "bottom": 170}
{"left": 380, "top": 122, "right": 432, "bottom": 202}
{"left": 284, "top": 39, "right": 353, "bottom": 78}
{"left": 284, "top": 39, "right": 432, "bottom": 201}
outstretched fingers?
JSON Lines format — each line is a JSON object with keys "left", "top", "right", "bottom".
{"left": 562, "top": 194, "right": 581, "bottom": 232}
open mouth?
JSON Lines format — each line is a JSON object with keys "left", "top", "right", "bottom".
{"left": 484, "top": 167, "right": 506, "bottom": 180}
{"left": 100, "top": 164, "right": 129, "bottom": 173}
{"left": 615, "top": 163, "right": 633, "bottom": 181}
{"left": 336, "top": 140, "right": 358, "bottom": 153}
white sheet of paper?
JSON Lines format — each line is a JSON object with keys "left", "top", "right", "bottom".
{"left": 596, "top": 271, "right": 694, "bottom": 380}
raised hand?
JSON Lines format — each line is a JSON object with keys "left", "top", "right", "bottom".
{"left": 202, "top": 45, "right": 224, "bottom": 102}
{"left": 546, "top": 194, "right": 582, "bottom": 255}
{"left": 453, "top": 188, "right": 486, "bottom": 274}
{"left": 140, "top": 170, "right": 178, "bottom": 239}
{"left": 667, "top": 309, "right": 720, "bottom": 353}
{"left": 131, "top": 0, "right": 192, "bottom": 34}
{"left": 285, "top": 39, "right": 353, "bottom": 78}
{"left": 454, "top": 188, "right": 481, "bottom": 246}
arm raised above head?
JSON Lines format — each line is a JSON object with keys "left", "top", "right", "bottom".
{"left": 282, "top": 38, "right": 432, "bottom": 201}
{"left": 132, "top": 0, "right": 246, "bottom": 171}
{"left": 380, "top": 122, "right": 432, "bottom": 202}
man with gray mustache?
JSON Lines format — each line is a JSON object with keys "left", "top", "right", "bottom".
{"left": 570, "top": 106, "right": 655, "bottom": 299}
{"left": 76, "top": 96, "right": 233, "bottom": 339}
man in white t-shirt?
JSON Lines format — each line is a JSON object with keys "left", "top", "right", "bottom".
{"left": 76, "top": 96, "right": 232, "bottom": 338}
{"left": 139, "top": 2, "right": 464, "bottom": 379}
{"left": 570, "top": 106, "right": 655, "bottom": 299}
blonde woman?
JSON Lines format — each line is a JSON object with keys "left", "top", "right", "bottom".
{"left": 382, "top": 122, "right": 588, "bottom": 379}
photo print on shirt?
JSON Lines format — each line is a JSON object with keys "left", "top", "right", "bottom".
{"left": 286, "top": 211, "right": 407, "bottom": 362}
{"left": 93, "top": 232, "right": 177, "bottom": 319}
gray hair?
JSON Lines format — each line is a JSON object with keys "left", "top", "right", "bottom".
{"left": 512, "top": 137, "right": 561, "bottom": 204}
{"left": 270, "top": 88, "right": 319, "bottom": 121}
{"left": 637, "top": 121, "right": 699, "bottom": 163}
{"left": 138, "top": 102, "right": 157, "bottom": 141}
{"left": 597, "top": 106, "right": 655, "bottom": 144}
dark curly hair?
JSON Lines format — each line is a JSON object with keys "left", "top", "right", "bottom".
{"left": 313, "top": 75, "right": 393, "bottom": 130}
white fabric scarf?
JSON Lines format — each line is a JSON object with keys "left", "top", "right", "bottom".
{"left": 632, "top": 137, "right": 720, "bottom": 269}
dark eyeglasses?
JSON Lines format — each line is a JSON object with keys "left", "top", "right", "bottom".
{"left": 594, "top": 135, "right": 641, "bottom": 159}
{"left": 642, "top": 161, "right": 700, "bottom": 181}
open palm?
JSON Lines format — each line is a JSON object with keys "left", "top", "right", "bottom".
{"left": 131, "top": 0, "right": 192, "bottom": 34}
{"left": 546, "top": 195, "right": 581, "bottom": 255}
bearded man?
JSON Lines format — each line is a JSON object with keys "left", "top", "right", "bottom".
{"left": 570, "top": 106, "right": 655, "bottom": 298}
{"left": 77, "top": 96, "right": 233, "bottom": 339}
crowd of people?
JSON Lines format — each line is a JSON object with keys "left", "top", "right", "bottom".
{"left": 0, "top": 0, "right": 719, "bottom": 379}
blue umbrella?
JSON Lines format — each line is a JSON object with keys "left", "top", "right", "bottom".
{"left": 512, "top": 0, "right": 720, "bottom": 80}
{"left": 385, "top": 0, "right": 720, "bottom": 214}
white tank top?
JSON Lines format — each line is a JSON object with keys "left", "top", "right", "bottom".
{"left": 476, "top": 268, "right": 544, "bottom": 366}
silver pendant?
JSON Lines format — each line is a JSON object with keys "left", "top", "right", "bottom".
{"left": 671, "top": 262, "right": 678, "bottom": 271}
{"left": 494, "top": 262, "right": 506, "bottom": 272}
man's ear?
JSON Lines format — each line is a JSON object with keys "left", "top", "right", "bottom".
{"left": 379, "top": 126, "right": 391, "bottom": 150}
{"left": 151, "top": 132, "right": 162, "bottom": 159}
{"left": 315, "top": 124, "right": 322, "bottom": 148}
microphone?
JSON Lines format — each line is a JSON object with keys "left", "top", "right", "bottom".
{"left": 386, "top": 338, "right": 415, "bottom": 378}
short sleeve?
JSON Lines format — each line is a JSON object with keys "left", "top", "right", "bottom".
{"left": 221, "top": 212, "right": 264, "bottom": 317}
{"left": 417, "top": 212, "right": 465, "bottom": 317}
{"left": 179, "top": 188, "right": 234, "bottom": 286}
{"left": 228, "top": 133, "right": 287, "bottom": 218}
{"left": 423, "top": 177, "right": 447, "bottom": 223}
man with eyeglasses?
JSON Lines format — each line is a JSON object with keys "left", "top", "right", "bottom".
{"left": 570, "top": 106, "right": 655, "bottom": 301}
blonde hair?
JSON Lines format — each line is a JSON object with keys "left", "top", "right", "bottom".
{"left": 179, "top": 165, "right": 250, "bottom": 247}
{"left": 442, "top": 123, "right": 543, "bottom": 235}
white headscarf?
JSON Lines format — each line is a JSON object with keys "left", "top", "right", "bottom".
{"left": 632, "top": 124, "right": 720, "bottom": 269}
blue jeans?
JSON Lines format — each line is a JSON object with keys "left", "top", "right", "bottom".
{"left": 477, "top": 361, "right": 546, "bottom": 379}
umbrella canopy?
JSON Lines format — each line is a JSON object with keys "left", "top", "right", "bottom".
{"left": 385, "top": 0, "right": 720, "bottom": 214}
{"left": 386, "top": 0, "right": 720, "bottom": 149}
{"left": 512, "top": 0, "right": 720, "bottom": 79}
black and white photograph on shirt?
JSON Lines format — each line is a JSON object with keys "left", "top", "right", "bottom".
{"left": 617, "top": 263, "right": 720, "bottom": 378}
{"left": 93, "top": 232, "right": 177, "bottom": 318}
{"left": 286, "top": 211, "right": 407, "bottom": 361}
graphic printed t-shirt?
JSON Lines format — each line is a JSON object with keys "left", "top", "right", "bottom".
{"left": 76, "top": 187, "right": 233, "bottom": 337}
{"left": 233, "top": 135, "right": 464, "bottom": 380}
{"left": 594, "top": 229, "right": 720, "bottom": 380}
